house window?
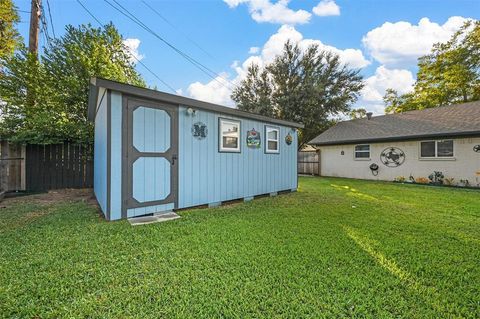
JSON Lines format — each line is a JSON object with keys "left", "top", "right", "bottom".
{"left": 219, "top": 118, "right": 240, "bottom": 152}
{"left": 354, "top": 144, "right": 370, "bottom": 159}
{"left": 420, "top": 140, "right": 454, "bottom": 158}
{"left": 265, "top": 126, "right": 280, "bottom": 153}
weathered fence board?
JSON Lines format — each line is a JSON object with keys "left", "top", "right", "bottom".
{"left": 0, "top": 141, "right": 25, "bottom": 192}
{"left": 298, "top": 150, "right": 320, "bottom": 175}
{"left": 26, "top": 143, "right": 93, "bottom": 191}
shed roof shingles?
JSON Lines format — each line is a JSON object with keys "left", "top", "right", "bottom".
{"left": 310, "top": 101, "right": 480, "bottom": 145}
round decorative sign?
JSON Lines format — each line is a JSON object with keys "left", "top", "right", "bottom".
{"left": 380, "top": 147, "right": 405, "bottom": 167}
{"left": 474, "top": 145, "right": 480, "bottom": 153}
{"left": 285, "top": 133, "right": 293, "bottom": 145}
{"left": 191, "top": 122, "right": 207, "bottom": 140}
{"left": 246, "top": 129, "right": 261, "bottom": 148}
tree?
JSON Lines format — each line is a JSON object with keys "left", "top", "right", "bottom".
{"left": 0, "top": 0, "right": 21, "bottom": 64}
{"left": 231, "top": 41, "right": 364, "bottom": 149}
{"left": 385, "top": 20, "right": 480, "bottom": 113}
{"left": 348, "top": 108, "right": 367, "bottom": 119}
{"left": 0, "top": 23, "right": 145, "bottom": 144}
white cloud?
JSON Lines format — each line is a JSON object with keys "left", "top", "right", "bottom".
{"left": 357, "top": 65, "right": 415, "bottom": 114}
{"left": 362, "top": 66, "right": 415, "bottom": 102}
{"left": 312, "top": 0, "right": 340, "bottom": 17}
{"left": 123, "top": 38, "right": 144, "bottom": 63}
{"left": 187, "top": 24, "right": 370, "bottom": 105}
{"left": 223, "top": 0, "right": 311, "bottom": 25}
{"left": 362, "top": 16, "right": 472, "bottom": 66}
{"left": 187, "top": 73, "right": 235, "bottom": 106}
{"left": 248, "top": 46, "right": 260, "bottom": 54}
{"left": 262, "top": 25, "right": 369, "bottom": 68}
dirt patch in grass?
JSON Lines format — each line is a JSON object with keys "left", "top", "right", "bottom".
{"left": 1, "top": 188, "right": 97, "bottom": 209}
{"left": 0, "top": 189, "right": 101, "bottom": 232}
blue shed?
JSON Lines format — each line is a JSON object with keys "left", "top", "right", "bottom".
{"left": 88, "top": 78, "right": 303, "bottom": 221}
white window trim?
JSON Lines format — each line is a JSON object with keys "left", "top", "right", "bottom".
{"left": 265, "top": 125, "right": 280, "bottom": 154}
{"left": 419, "top": 140, "right": 455, "bottom": 160}
{"left": 219, "top": 118, "right": 241, "bottom": 153}
{"left": 354, "top": 144, "right": 370, "bottom": 160}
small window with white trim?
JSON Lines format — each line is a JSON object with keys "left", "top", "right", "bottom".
{"left": 219, "top": 118, "right": 241, "bottom": 152}
{"left": 420, "top": 140, "right": 453, "bottom": 158}
{"left": 354, "top": 144, "right": 370, "bottom": 159}
{"left": 265, "top": 125, "right": 280, "bottom": 153}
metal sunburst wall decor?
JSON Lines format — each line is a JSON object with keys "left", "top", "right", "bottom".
{"left": 191, "top": 122, "right": 208, "bottom": 140}
{"left": 474, "top": 145, "right": 480, "bottom": 153}
{"left": 380, "top": 147, "right": 405, "bottom": 167}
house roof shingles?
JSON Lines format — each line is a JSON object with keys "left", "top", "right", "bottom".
{"left": 310, "top": 101, "right": 480, "bottom": 146}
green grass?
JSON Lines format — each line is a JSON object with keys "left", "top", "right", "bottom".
{"left": 1, "top": 177, "right": 479, "bottom": 318}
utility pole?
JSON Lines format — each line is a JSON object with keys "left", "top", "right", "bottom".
{"left": 28, "top": 0, "right": 41, "bottom": 55}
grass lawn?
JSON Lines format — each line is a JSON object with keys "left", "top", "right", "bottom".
{"left": 1, "top": 177, "right": 479, "bottom": 318}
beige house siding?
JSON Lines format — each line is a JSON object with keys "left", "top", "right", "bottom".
{"left": 319, "top": 137, "right": 480, "bottom": 186}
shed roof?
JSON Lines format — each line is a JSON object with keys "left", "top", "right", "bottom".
{"left": 310, "top": 101, "right": 480, "bottom": 145}
{"left": 88, "top": 77, "right": 304, "bottom": 128}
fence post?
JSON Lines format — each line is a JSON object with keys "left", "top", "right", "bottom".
{"left": 316, "top": 149, "right": 321, "bottom": 176}
{"left": 0, "top": 141, "right": 7, "bottom": 192}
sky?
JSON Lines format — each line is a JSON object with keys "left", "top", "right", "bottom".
{"left": 14, "top": 0, "right": 480, "bottom": 114}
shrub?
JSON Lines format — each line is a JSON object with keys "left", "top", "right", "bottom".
{"left": 415, "top": 177, "right": 430, "bottom": 184}
{"left": 444, "top": 177, "right": 455, "bottom": 186}
{"left": 428, "top": 171, "right": 444, "bottom": 184}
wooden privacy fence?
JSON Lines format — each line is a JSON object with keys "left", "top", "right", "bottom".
{"left": 298, "top": 150, "right": 320, "bottom": 175}
{"left": 26, "top": 143, "right": 93, "bottom": 191}
{"left": 0, "top": 141, "right": 25, "bottom": 193}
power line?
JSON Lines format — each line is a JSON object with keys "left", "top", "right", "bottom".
{"left": 141, "top": 0, "right": 216, "bottom": 61}
{"left": 17, "top": 10, "right": 31, "bottom": 14}
{"left": 76, "top": 0, "right": 103, "bottom": 27}
{"left": 75, "top": 0, "right": 177, "bottom": 93}
{"left": 103, "top": 0, "right": 236, "bottom": 91}
{"left": 45, "top": 0, "right": 56, "bottom": 38}
{"left": 40, "top": 5, "right": 52, "bottom": 47}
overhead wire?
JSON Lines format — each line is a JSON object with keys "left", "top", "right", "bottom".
{"left": 40, "top": 5, "right": 52, "bottom": 47}
{"left": 141, "top": 0, "right": 216, "bottom": 61}
{"left": 75, "top": 0, "right": 177, "bottom": 94}
{"left": 45, "top": 0, "right": 56, "bottom": 38}
{"left": 103, "top": 0, "right": 237, "bottom": 91}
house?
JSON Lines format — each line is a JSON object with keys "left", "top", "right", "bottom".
{"left": 309, "top": 101, "right": 480, "bottom": 186}
{"left": 88, "top": 78, "right": 303, "bottom": 221}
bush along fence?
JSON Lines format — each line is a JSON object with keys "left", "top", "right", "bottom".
{"left": 0, "top": 141, "right": 93, "bottom": 193}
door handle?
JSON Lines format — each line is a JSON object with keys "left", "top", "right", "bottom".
{"left": 172, "top": 155, "right": 177, "bottom": 165}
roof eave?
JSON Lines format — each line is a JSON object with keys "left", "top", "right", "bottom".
{"left": 89, "top": 77, "right": 304, "bottom": 128}
{"left": 311, "top": 131, "right": 480, "bottom": 146}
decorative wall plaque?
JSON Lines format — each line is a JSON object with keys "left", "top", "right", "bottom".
{"left": 474, "top": 145, "right": 480, "bottom": 153}
{"left": 380, "top": 147, "right": 405, "bottom": 167}
{"left": 246, "top": 129, "right": 261, "bottom": 148}
{"left": 192, "top": 122, "right": 207, "bottom": 140}
{"left": 285, "top": 133, "right": 293, "bottom": 145}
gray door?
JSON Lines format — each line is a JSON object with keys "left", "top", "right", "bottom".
{"left": 124, "top": 97, "right": 178, "bottom": 217}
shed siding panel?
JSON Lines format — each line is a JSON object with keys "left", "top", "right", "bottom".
{"left": 94, "top": 88, "right": 107, "bottom": 215}
{"left": 178, "top": 106, "right": 297, "bottom": 208}
{"left": 110, "top": 92, "right": 123, "bottom": 220}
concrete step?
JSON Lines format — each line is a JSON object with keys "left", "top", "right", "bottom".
{"left": 128, "top": 212, "right": 180, "bottom": 226}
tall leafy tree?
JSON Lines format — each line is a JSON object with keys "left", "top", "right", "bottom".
{"left": 232, "top": 41, "right": 364, "bottom": 149}
{"left": 0, "top": 23, "right": 145, "bottom": 144}
{"left": 385, "top": 20, "right": 480, "bottom": 113}
{"left": 348, "top": 108, "right": 368, "bottom": 119}
{"left": 0, "top": 0, "right": 21, "bottom": 64}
